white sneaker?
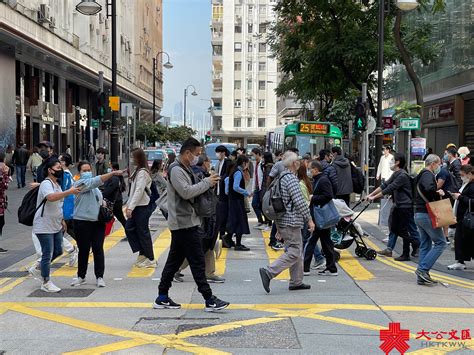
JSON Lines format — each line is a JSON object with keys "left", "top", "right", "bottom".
{"left": 263, "top": 226, "right": 271, "bottom": 232}
{"left": 342, "top": 235, "right": 354, "bottom": 242}
{"left": 68, "top": 247, "right": 78, "bottom": 267}
{"left": 447, "top": 228, "right": 456, "bottom": 238}
{"left": 137, "top": 258, "right": 157, "bottom": 268}
{"left": 447, "top": 263, "right": 466, "bottom": 270}
{"left": 312, "top": 258, "right": 326, "bottom": 270}
{"left": 253, "top": 223, "right": 265, "bottom": 230}
{"left": 28, "top": 265, "right": 41, "bottom": 280}
{"left": 71, "top": 277, "right": 87, "bottom": 286}
{"left": 382, "top": 237, "right": 389, "bottom": 243}
{"left": 41, "top": 281, "right": 61, "bottom": 293}
{"left": 96, "top": 277, "right": 106, "bottom": 287}
{"left": 134, "top": 255, "right": 147, "bottom": 266}
{"left": 303, "top": 271, "right": 311, "bottom": 276}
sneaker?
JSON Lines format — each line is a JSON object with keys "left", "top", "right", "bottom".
{"left": 137, "top": 258, "right": 157, "bottom": 268}
{"left": 153, "top": 296, "right": 181, "bottom": 309}
{"left": 312, "top": 258, "right": 326, "bottom": 270}
{"left": 205, "top": 295, "right": 230, "bottom": 312}
{"left": 417, "top": 276, "right": 434, "bottom": 286}
{"left": 426, "top": 272, "right": 438, "bottom": 284}
{"left": 28, "top": 265, "right": 41, "bottom": 280}
{"left": 173, "top": 273, "right": 184, "bottom": 283}
{"left": 445, "top": 237, "right": 451, "bottom": 245}
{"left": 259, "top": 267, "right": 271, "bottom": 293}
{"left": 234, "top": 244, "right": 250, "bottom": 251}
{"left": 377, "top": 248, "right": 392, "bottom": 257}
{"left": 68, "top": 247, "right": 78, "bottom": 267}
{"left": 394, "top": 255, "right": 410, "bottom": 262}
{"left": 447, "top": 262, "right": 466, "bottom": 270}
{"left": 207, "top": 275, "right": 225, "bottom": 283}
{"left": 222, "top": 235, "right": 235, "bottom": 248}
{"left": 318, "top": 269, "right": 338, "bottom": 276}
{"left": 41, "top": 280, "right": 61, "bottom": 293}
{"left": 134, "top": 255, "right": 147, "bottom": 266}
{"left": 253, "top": 223, "right": 265, "bottom": 230}
{"left": 289, "top": 283, "right": 311, "bottom": 291}
{"left": 303, "top": 271, "right": 311, "bottom": 276}
{"left": 96, "top": 277, "right": 106, "bottom": 287}
{"left": 271, "top": 242, "right": 284, "bottom": 251}
{"left": 382, "top": 237, "right": 389, "bottom": 243}
{"left": 415, "top": 269, "right": 434, "bottom": 284}
{"left": 71, "top": 277, "right": 87, "bottom": 287}
{"left": 447, "top": 228, "right": 456, "bottom": 238}
{"left": 0, "top": 247, "right": 7, "bottom": 253}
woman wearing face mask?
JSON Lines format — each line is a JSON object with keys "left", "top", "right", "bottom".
{"left": 458, "top": 147, "right": 470, "bottom": 166}
{"left": 71, "top": 161, "right": 124, "bottom": 288}
{"left": 33, "top": 158, "right": 80, "bottom": 292}
{"left": 225, "top": 155, "right": 251, "bottom": 251}
{"left": 125, "top": 148, "right": 156, "bottom": 268}
{"left": 448, "top": 165, "right": 474, "bottom": 270}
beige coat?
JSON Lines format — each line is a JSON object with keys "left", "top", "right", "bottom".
{"left": 127, "top": 169, "right": 151, "bottom": 211}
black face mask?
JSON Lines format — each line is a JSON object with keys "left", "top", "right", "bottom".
{"left": 51, "top": 168, "right": 64, "bottom": 179}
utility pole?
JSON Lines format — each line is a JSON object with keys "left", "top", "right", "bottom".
{"left": 98, "top": 71, "right": 104, "bottom": 148}
{"left": 110, "top": 0, "right": 118, "bottom": 163}
{"left": 362, "top": 83, "right": 370, "bottom": 196}
{"left": 375, "top": 0, "right": 385, "bottom": 185}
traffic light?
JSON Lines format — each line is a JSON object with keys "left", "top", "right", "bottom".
{"left": 97, "top": 92, "right": 110, "bottom": 128}
{"left": 355, "top": 97, "right": 367, "bottom": 132}
{"left": 205, "top": 131, "right": 211, "bottom": 142}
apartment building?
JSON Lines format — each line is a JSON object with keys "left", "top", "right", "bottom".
{"left": 0, "top": 0, "right": 162, "bottom": 158}
{"left": 211, "top": 0, "right": 279, "bottom": 146}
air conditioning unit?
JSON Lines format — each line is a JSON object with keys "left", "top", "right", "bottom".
{"left": 99, "top": 13, "right": 104, "bottom": 24}
{"left": 127, "top": 41, "right": 131, "bottom": 51}
{"left": 49, "top": 16, "right": 56, "bottom": 29}
{"left": 102, "top": 33, "right": 108, "bottom": 42}
{"left": 105, "top": 19, "right": 109, "bottom": 29}
{"left": 89, "top": 23, "right": 94, "bottom": 31}
{"left": 38, "top": 4, "right": 50, "bottom": 24}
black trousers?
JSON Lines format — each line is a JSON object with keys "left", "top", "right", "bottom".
{"left": 391, "top": 207, "right": 420, "bottom": 257}
{"left": 336, "top": 194, "right": 351, "bottom": 206}
{"left": 113, "top": 200, "right": 127, "bottom": 229}
{"left": 125, "top": 204, "right": 154, "bottom": 260}
{"left": 65, "top": 219, "right": 75, "bottom": 240}
{"left": 158, "top": 226, "right": 213, "bottom": 300}
{"left": 74, "top": 220, "right": 106, "bottom": 279}
{"left": 0, "top": 215, "right": 4, "bottom": 235}
{"left": 304, "top": 228, "right": 337, "bottom": 273}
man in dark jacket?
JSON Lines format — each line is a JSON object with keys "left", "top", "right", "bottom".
{"left": 95, "top": 148, "right": 109, "bottom": 176}
{"left": 319, "top": 149, "right": 338, "bottom": 196}
{"left": 367, "top": 153, "right": 420, "bottom": 261}
{"left": 102, "top": 162, "right": 126, "bottom": 229}
{"left": 331, "top": 147, "right": 353, "bottom": 205}
{"left": 214, "top": 145, "right": 233, "bottom": 248}
{"left": 12, "top": 142, "right": 30, "bottom": 188}
{"left": 446, "top": 147, "right": 462, "bottom": 190}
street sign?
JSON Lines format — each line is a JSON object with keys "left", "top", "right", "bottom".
{"left": 91, "top": 119, "right": 99, "bottom": 128}
{"left": 399, "top": 117, "right": 420, "bottom": 130}
{"left": 383, "top": 116, "right": 393, "bottom": 129}
{"left": 367, "top": 116, "right": 376, "bottom": 134}
{"left": 109, "top": 96, "right": 120, "bottom": 112}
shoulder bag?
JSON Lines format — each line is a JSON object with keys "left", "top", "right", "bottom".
{"left": 312, "top": 179, "right": 340, "bottom": 230}
{"left": 417, "top": 184, "right": 456, "bottom": 228}
{"left": 463, "top": 199, "right": 474, "bottom": 230}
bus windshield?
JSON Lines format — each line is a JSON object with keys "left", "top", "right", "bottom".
{"left": 291, "top": 136, "right": 340, "bottom": 157}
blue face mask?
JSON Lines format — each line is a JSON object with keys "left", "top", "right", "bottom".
{"left": 81, "top": 172, "right": 93, "bottom": 180}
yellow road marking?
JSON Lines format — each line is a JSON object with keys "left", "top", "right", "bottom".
{"left": 364, "top": 239, "right": 474, "bottom": 289}
{"left": 0, "top": 277, "right": 27, "bottom": 295}
{"left": 0, "top": 278, "right": 11, "bottom": 286}
{"left": 64, "top": 339, "right": 151, "bottom": 355}
{"left": 53, "top": 229, "right": 125, "bottom": 277}
{"left": 338, "top": 250, "right": 375, "bottom": 281}
{"left": 128, "top": 229, "right": 171, "bottom": 278}
{"left": 215, "top": 247, "right": 228, "bottom": 276}
{"left": 261, "top": 230, "right": 289, "bottom": 280}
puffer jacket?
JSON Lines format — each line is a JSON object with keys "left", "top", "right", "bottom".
{"left": 320, "top": 160, "right": 338, "bottom": 196}
{"left": 332, "top": 155, "right": 353, "bottom": 195}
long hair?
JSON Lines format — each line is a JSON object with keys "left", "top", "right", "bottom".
{"left": 229, "top": 155, "right": 249, "bottom": 176}
{"left": 131, "top": 148, "right": 149, "bottom": 180}
{"left": 297, "top": 162, "right": 312, "bottom": 194}
{"left": 150, "top": 159, "right": 163, "bottom": 174}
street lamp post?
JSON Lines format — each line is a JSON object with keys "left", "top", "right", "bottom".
{"left": 183, "top": 84, "right": 198, "bottom": 127}
{"left": 152, "top": 51, "right": 173, "bottom": 125}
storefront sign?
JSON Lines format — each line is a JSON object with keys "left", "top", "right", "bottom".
{"left": 424, "top": 102, "right": 454, "bottom": 123}
{"left": 91, "top": 119, "right": 99, "bottom": 128}
{"left": 383, "top": 116, "right": 393, "bottom": 130}
{"left": 400, "top": 118, "right": 420, "bottom": 130}
{"left": 41, "top": 102, "right": 54, "bottom": 123}
{"left": 411, "top": 137, "right": 426, "bottom": 156}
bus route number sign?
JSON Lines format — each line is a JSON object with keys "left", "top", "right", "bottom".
{"left": 298, "top": 123, "right": 329, "bottom": 135}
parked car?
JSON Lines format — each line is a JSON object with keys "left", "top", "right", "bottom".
{"left": 205, "top": 143, "right": 237, "bottom": 170}
{"left": 145, "top": 149, "right": 168, "bottom": 168}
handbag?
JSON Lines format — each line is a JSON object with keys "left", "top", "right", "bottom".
{"left": 417, "top": 185, "right": 456, "bottom": 228}
{"left": 312, "top": 180, "right": 340, "bottom": 230}
{"left": 463, "top": 199, "right": 474, "bottom": 230}
{"left": 95, "top": 192, "right": 114, "bottom": 223}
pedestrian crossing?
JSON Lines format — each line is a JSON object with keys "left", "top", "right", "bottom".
{"left": 261, "top": 230, "right": 289, "bottom": 280}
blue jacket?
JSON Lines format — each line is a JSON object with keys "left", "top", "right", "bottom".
{"left": 73, "top": 176, "right": 103, "bottom": 221}
{"left": 61, "top": 170, "right": 75, "bottom": 220}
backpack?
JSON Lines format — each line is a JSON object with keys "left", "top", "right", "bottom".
{"left": 351, "top": 164, "right": 365, "bottom": 194}
{"left": 18, "top": 180, "right": 53, "bottom": 226}
{"left": 262, "top": 172, "right": 292, "bottom": 220}
{"left": 145, "top": 181, "right": 160, "bottom": 205}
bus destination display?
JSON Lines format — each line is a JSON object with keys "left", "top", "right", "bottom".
{"left": 297, "top": 123, "right": 329, "bottom": 135}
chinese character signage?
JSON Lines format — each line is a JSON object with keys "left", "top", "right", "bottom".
{"left": 297, "top": 123, "right": 329, "bottom": 135}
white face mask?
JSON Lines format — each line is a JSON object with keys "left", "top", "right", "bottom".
{"left": 190, "top": 155, "right": 199, "bottom": 166}
{"left": 389, "top": 160, "right": 396, "bottom": 171}
{"left": 461, "top": 176, "right": 470, "bottom": 185}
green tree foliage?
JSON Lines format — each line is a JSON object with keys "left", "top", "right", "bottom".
{"left": 393, "top": 101, "right": 421, "bottom": 119}
{"left": 136, "top": 122, "right": 196, "bottom": 145}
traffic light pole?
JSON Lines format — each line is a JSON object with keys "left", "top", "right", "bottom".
{"left": 110, "top": 0, "right": 118, "bottom": 163}
{"left": 375, "top": 0, "right": 385, "bottom": 187}
{"left": 362, "top": 83, "right": 369, "bottom": 196}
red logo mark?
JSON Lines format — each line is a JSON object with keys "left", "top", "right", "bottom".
{"left": 380, "top": 322, "right": 410, "bottom": 354}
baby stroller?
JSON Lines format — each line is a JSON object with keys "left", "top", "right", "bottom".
{"left": 330, "top": 200, "right": 377, "bottom": 260}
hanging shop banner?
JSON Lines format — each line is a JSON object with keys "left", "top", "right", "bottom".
{"left": 411, "top": 137, "right": 426, "bottom": 156}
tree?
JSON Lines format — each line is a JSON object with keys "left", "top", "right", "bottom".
{"left": 327, "top": 89, "right": 359, "bottom": 136}
{"left": 135, "top": 123, "right": 196, "bottom": 145}
{"left": 165, "top": 126, "right": 196, "bottom": 142}
{"left": 392, "top": 101, "right": 421, "bottom": 120}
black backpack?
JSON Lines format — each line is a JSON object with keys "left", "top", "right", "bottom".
{"left": 18, "top": 182, "right": 51, "bottom": 226}
{"left": 146, "top": 181, "right": 160, "bottom": 205}
{"left": 351, "top": 164, "right": 365, "bottom": 194}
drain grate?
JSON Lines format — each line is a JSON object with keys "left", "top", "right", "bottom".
{"left": 28, "top": 288, "right": 95, "bottom": 298}
{"left": 0, "top": 271, "right": 29, "bottom": 278}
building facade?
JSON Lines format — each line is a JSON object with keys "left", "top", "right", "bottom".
{"left": 384, "top": 0, "right": 474, "bottom": 153}
{"left": 0, "top": 0, "right": 163, "bottom": 159}
{"left": 211, "top": 0, "right": 279, "bottom": 146}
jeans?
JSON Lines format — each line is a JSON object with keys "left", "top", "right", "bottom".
{"left": 125, "top": 204, "right": 154, "bottom": 260}
{"left": 302, "top": 220, "right": 323, "bottom": 265}
{"left": 74, "top": 220, "right": 106, "bottom": 279}
{"left": 36, "top": 232, "right": 63, "bottom": 280}
{"left": 159, "top": 226, "right": 213, "bottom": 300}
{"left": 16, "top": 165, "right": 26, "bottom": 187}
{"left": 414, "top": 213, "right": 447, "bottom": 272}
{"left": 252, "top": 189, "right": 264, "bottom": 224}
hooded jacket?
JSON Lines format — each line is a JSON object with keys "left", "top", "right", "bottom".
{"left": 332, "top": 155, "right": 353, "bottom": 195}
{"left": 320, "top": 160, "right": 338, "bottom": 196}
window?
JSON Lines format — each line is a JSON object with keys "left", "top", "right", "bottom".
{"left": 212, "top": 4, "right": 223, "bottom": 20}
{"left": 213, "top": 45, "right": 222, "bottom": 56}
{"left": 248, "top": 24, "right": 253, "bottom": 33}
{"left": 247, "top": 117, "right": 252, "bottom": 127}
{"left": 234, "top": 62, "right": 242, "bottom": 71}
{"left": 247, "top": 61, "right": 252, "bottom": 71}
{"left": 248, "top": 5, "right": 253, "bottom": 16}
{"left": 234, "top": 42, "right": 242, "bottom": 52}
{"left": 259, "top": 99, "right": 265, "bottom": 108}
{"left": 235, "top": 25, "right": 242, "bottom": 33}
{"left": 234, "top": 118, "right": 241, "bottom": 127}
{"left": 247, "top": 42, "right": 253, "bottom": 52}
{"left": 258, "top": 62, "right": 266, "bottom": 71}
{"left": 234, "top": 99, "right": 241, "bottom": 108}
{"left": 235, "top": 5, "right": 242, "bottom": 15}
{"left": 259, "top": 43, "right": 266, "bottom": 52}
{"left": 259, "top": 81, "right": 266, "bottom": 90}
{"left": 258, "top": 117, "right": 266, "bottom": 127}
{"left": 234, "top": 80, "right": 241, "bottom": 90}
{"left": 247, "top": 99, "right": 253, "bottom": 108}
{"left": 247, "top": 80, "right": 252, "bottom": 90}
{"left": 259, "top": 23, "right": 267, "bottom": 33}
{"left": 259, "top": 5, "right": 266, "bottom": 16}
